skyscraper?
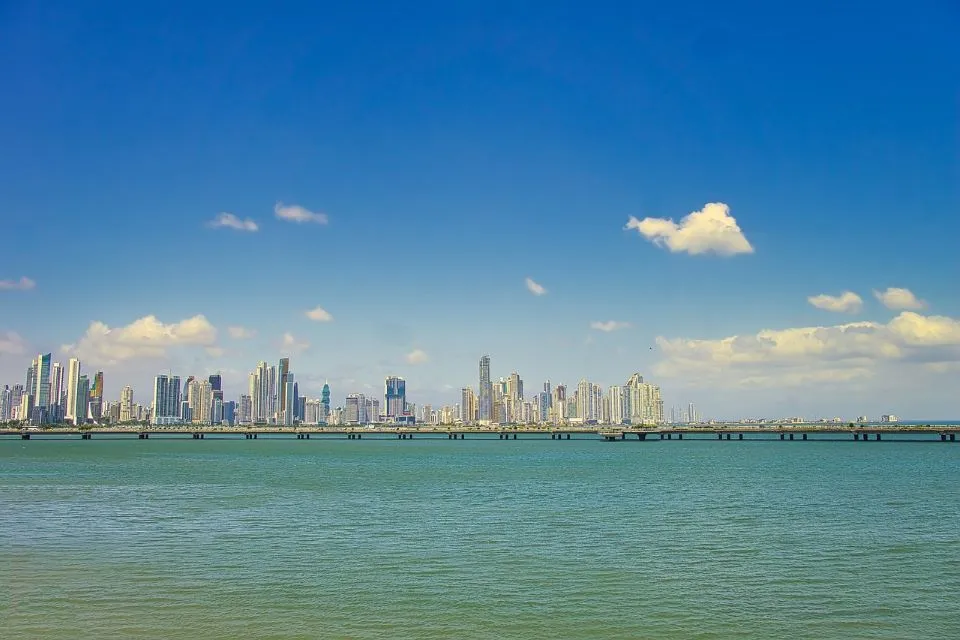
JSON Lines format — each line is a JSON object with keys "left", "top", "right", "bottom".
{"left": 0, "top": 386, "right": 12, "bottom": 421}
{"left": 65, "top": 358, "right": 82, "bottom": 424}
{"left": 75, "top": 375, "right": 90, "bottom": 424}
{"left": 385, "top": 376, "right": 406, "bottom": 417}
{"left": 479, "top": 355, "right": 492, "bottom": 422}
{"left": 277, "top": 358, "right": 290, "bottom": 421}
{"left": 321, "top": 382, "right": 330, "bottom": 422}
{"left": 120, "top": 386, "right": 134, "bottom": 422}
{"left": 152, "top": 374, "right": 181, "bottom": 425}
{"left": 345, "top": 394, "right": 362, "bottom": 424}
{"left": 33, "top": 353, "right": 51, "bottom": 412}
{"left": 460, "top": 387, "right": 476, "bottom": 424}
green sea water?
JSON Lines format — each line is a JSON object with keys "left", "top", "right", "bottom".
{"left": 1, "top": 436, "right": 958, "bottom": 639}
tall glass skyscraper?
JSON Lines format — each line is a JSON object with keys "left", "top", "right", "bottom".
{"left": 385, "top": 376, "right": 406, "bottom": 417}
{"left": 152, "top": 374, "right": 182, "bottom": 425}
{"left": 479, "top": 355, "right": 492, "bottom": 421}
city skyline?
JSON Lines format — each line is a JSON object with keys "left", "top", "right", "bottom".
{"left": 1, "top": 3, "right": 958, "bottom": 418}
{"left": 0, "top": 348, "right": 912, "bottom": 426}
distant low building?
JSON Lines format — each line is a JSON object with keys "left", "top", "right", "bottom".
{"left": 880, "top": 414, "right": 900, "bottom": 423}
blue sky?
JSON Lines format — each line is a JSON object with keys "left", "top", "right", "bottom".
{"left": 1, "top": 1, "right": 958, "bottom": 418}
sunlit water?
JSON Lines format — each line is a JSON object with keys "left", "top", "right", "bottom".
{"left": 2, "top": 436, "right": 958, "bottom": 638}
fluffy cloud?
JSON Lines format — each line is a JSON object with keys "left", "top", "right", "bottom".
{"left": 63, "top": 315, "right": 218, "bottom": 365}
{"left": 655, "top": 311, "right": 960, "bottom": 388}
{"left": 406, "top": 349, "right": 429, "bottom": 364}
{"left": 208, "top": 212, "right": 258, "bottom": 232}
{"left": 281, "top": 332, "right": 310, "bottom": 354}
{"left": 590, "top": 320, "right": 631, "bottom": 332}
{"left": 874, "top": 287, "right": 925, "bottom": 310}
{"left": 0, "top": 331, "right": 26, "bottom": 354}
{"left": 275, "top": 202, "right": 329, "bottom": 224}
{"left": 0, "top": 276, "right": 36, "bottom": 291}
{"left": 305, "top": 306, "right": 334, "bottom": 322}
{"left": 807, "top": 291, "right": 863, "bottom": 313}
{"left": 625, "top": 202, "right": 753, "bottom": 256}
{"left": 525, "top": 277, "right": 547, "bottom": 296}
{"left": 227, "top": 326, "right": 256, "bottom": 339}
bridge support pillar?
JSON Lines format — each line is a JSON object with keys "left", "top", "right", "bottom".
{"left": 951, "top": 434, "right": 956, "bottom": 442}
{"left": 659, "top": 433, "right": 664, "bottom": 440}
{"left": 513, "top": 433, "right": 517, "bottom": 439}
{"left": 802, "top": 433, "right": 807, "bottom": 440}
{"left": 726, "top": 433, "right": 731, "bottom": 440}
{"left": 637, "top": 433, "right": 646, "bottom": 440}
{"left": 780, "top": 433, "right": 785, "bottom": 440}
{"left": 566, "top": 433, "right": 570, "bottom": 440}
{"left": 789, "top": 433, "right": 794, "bottom": 440}
{"left": 21, "top": 433, "right": 29, "bottom": 440}
{"left": 738, "top": 433, "right": 743, "bottom": 440}
{"left": 718, "top": 433, "right": 723, "bottom": 440}
{"left": 667, "top": 433, "right": 672, "bottom": 440}
{"left": 875, "top": 433, "right": 881, "bottom": 441}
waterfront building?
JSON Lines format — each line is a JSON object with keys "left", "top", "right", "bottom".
{"left": 238, "top": 395, "right": 252, "bottom": 424}
{"left": 65, "top": 358, "right": 82, "bottom": 424}
{"left": 384, "top": 376, "right": 406, "bottom": 417}
{"left": 119, "top": 386, "right": 134, "bottom": 422}
{"left": 321, "top": 382, "right": 330, "bottom": 421}
{"left": 24, "top": 360, "right": 37, "bottom": 411}
{"left": 344, "top": 394, "right": 362, "bottom": 424}
{"left": 608, "top": 385, "right": 625, "bottom": 424}
{"left": 478, "top": 355, "right": 492, "bottom": 422}
{"left": 625, "top": 374, "right": 664, "bottom": 425}
{"left": 460, "top": 387, "right": 476, "bottom": 424}
{"left": 277, "top": 358, "right": 290, "bottom": 422}
{"left": 33, "top": 353, "right": 51, "bottom": 414}
{"left": 0, "top": 385, "right": 11, "bottom": 421}
{"left": 152, "top": 374, "right": 181, "bottom": 425}
{"left": 75, "top": 375, "right": 90, "bottom": 424}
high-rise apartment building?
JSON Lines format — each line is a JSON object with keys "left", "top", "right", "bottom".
{"left": 479, "top": 355, "right": 492, "bottom": 422}
{"left": 0, "top": 385, "right": 12, "bottom": 421}
{"left": 120, "top": 386, "right": 134, "bottom": 422}
{"left": 74, "top": 375, "right": 90, "bottom": 424}
{"left": 152, "top": 375, "right": 181, "bottom": 425}
{"left": 460, "top": 387, "right": 476, "bottom": 424}
{"left": 33, "top": 353, "right": 51, "bottom": 413}
{"left": 277, "top": 358, "right": 290, "bottom": 421}
{"left": 65, "top": 358, "right": 82, "bottom": 424}
{"left": 385, "top": 376, "right": 406, "bottom": 417}
{"left": 344, "top": 394, "right": 362, "bottom": 424}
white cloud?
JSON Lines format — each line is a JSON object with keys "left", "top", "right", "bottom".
{"left": 625, "top": 202, "right": 753, "bottom": 256}
{"left": 208, "top": 212, "right": 258, "bottom": 232}
{"left": 227, "top": 326, "right": 256, "bottom": 339}
{"left": 406, "top": 349, "right": 429, "bottom": 364}
{"left": 590, "top": 320, "right": 631, "bottom": 332}
{"left": 525, "top": 277, "right": 547, "bottom": 296}
{"left": 305, "top": 306, "right": 334, "bottom": 322}
{"left": 63, "top": 315, "right": 217, "bottom": 365}
{"left": 0, "top": 276, "right": 36, "bottom": 291}
{"left": 205, "top": 346, "right": 226, "bottom": 358}
{"left": 281, "top": 332, "right": 310, "bottom": 354}
{"left": 654, "top": 311, "right": 960, "bottom": 388}
{"left": 807, "top": 291, "right": 863, "bottom": 314}
{"left": 0, "top": 331, "right": 26, "bottom": 354}
{"left": 274, "top": 202, "right": 329, "bottom": 224}
{"left": 874, "top": 287, "right": 926, "bottom": 310}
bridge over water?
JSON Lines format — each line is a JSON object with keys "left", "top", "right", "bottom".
{"left": 3, "top": 425, "right": 958, "bottom": 443}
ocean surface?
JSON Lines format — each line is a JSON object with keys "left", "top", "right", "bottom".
{"left": 1, "top": 436, "right": 958, "bottom": 639}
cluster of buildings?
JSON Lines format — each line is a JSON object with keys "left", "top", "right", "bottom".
{"left": 453, "top": 356, "right": 664, "bottom": 426}
{"left": 1, "top": 352, "right": 667, "bottom": 427}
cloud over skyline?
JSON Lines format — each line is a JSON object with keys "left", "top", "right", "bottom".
{"left": 0, "top": 276, "right": 36, "bottom": 291}
{"left": 281, "top": 332, "right": 310, "bottom": 354}
{"left": 208, "top": 212, "right": 258, "bottom": 232}
{"left": 274, "top": 202, "right": 329, "bottom": 224}
{"left": 63, "top": 315, "right": 218, "bottom": 365}
{"left": 625, "top": 202, "right": 754, "bottom": 256}
{"left": 874, "top": 287, "right": 926, "bottom": 310}
{"left": 808, "top": 291, "right": 863, "bottom": 313}
{"left": 590, "top": 320, "right": 631, "bottom": 332}
{"left": 525, "top": 277, "right": 547, "bottom": 296}
{"left": 654, "top": 311, "right": 960, "bottom": 388}
{"left": 305, "top": 306, "right": 334, "bottom": 322}
{"left": 406, "top": 349, "right": 429, "bottom": 364}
